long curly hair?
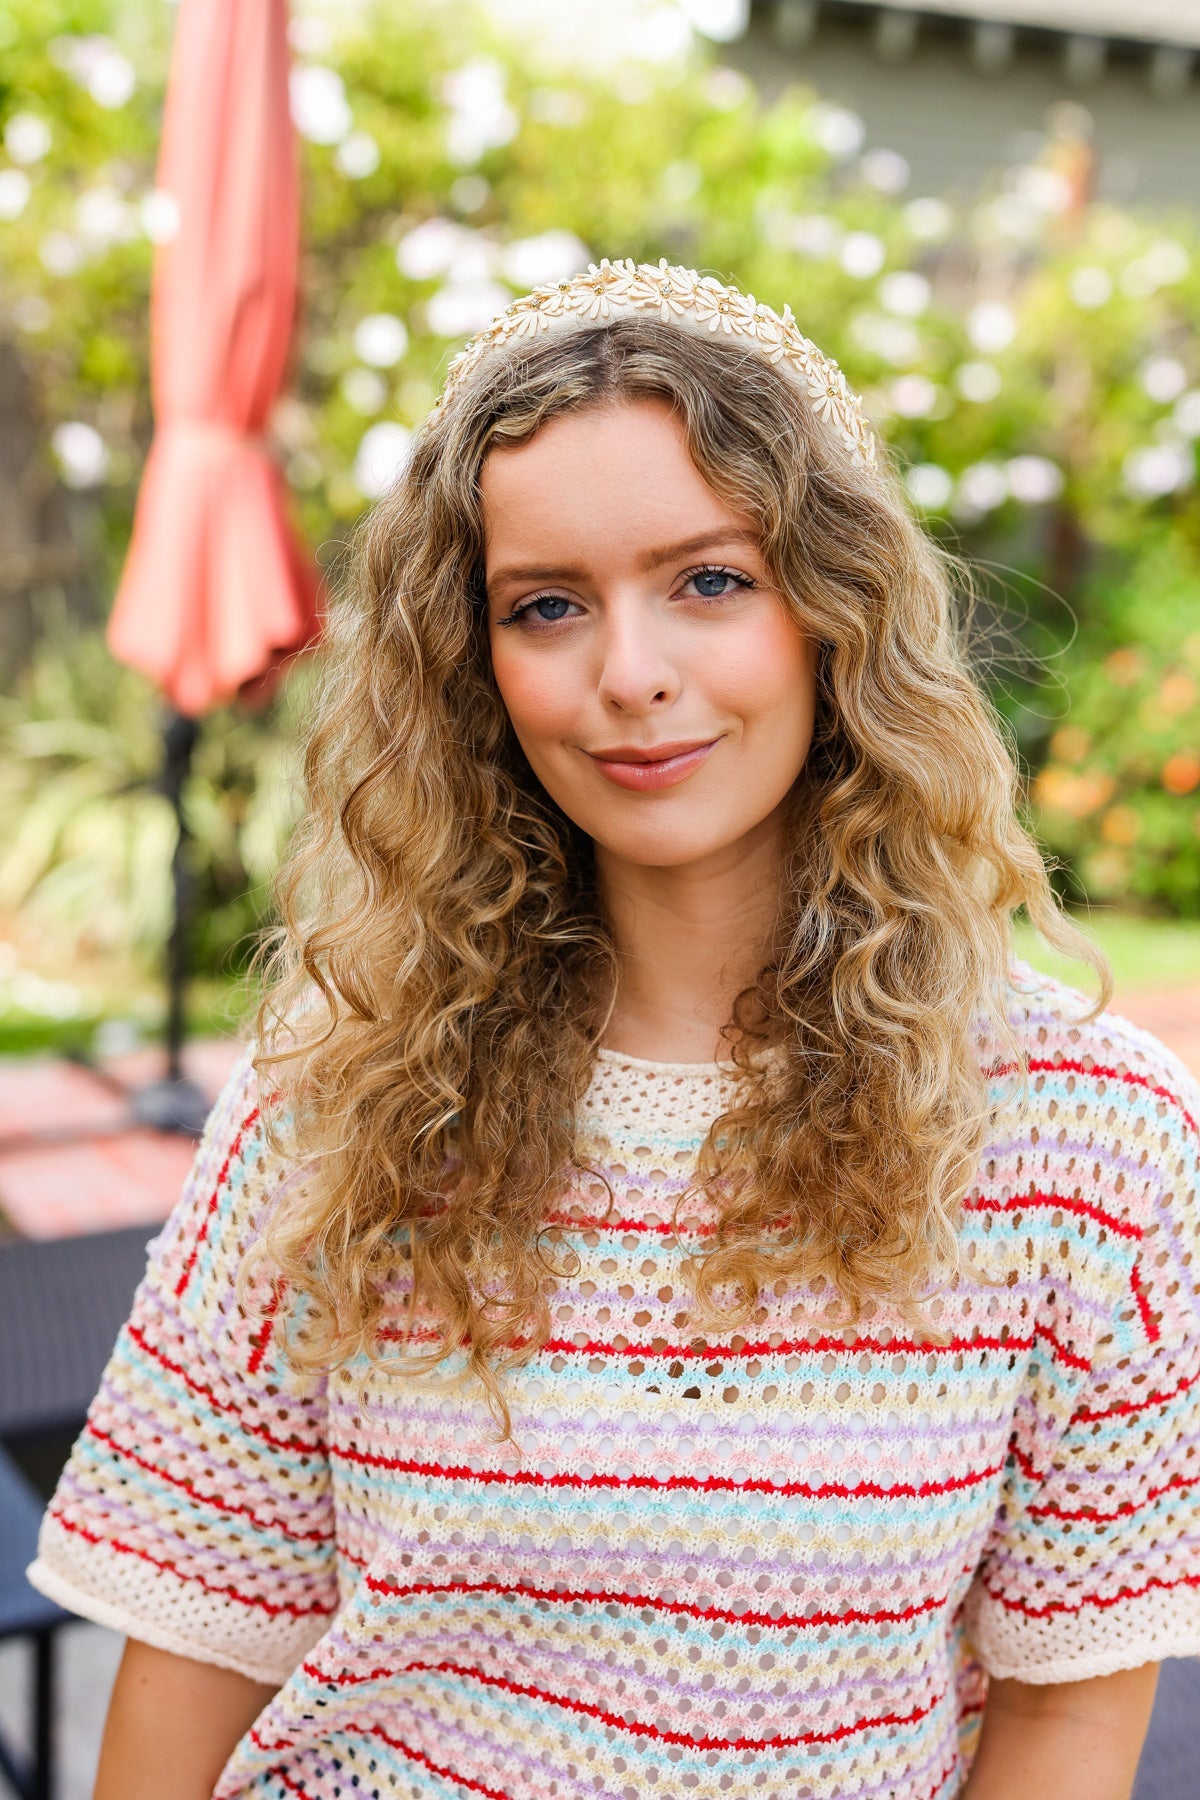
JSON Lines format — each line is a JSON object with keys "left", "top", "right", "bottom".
{"left": 251, "top": 315, "right": 1106, "bottom": 1419}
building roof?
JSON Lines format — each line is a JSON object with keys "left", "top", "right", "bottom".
{"left": 864, "top": 0, "right": 1200, "bottom": 50}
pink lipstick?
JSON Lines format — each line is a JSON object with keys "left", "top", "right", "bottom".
{"left": 586, "top": 737, "right": 721, "bottom": 792}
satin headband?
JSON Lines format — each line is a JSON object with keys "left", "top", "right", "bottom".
{"left": 435, "top": 256, "right": 877, "bottom": 468}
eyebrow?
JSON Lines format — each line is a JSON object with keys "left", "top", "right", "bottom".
{"left": 486, "top": 528, "right": 762, "bottom": 593}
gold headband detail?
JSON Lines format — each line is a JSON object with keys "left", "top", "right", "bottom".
{"left": 437, "top": 257, "right": 877, "bottom": 467}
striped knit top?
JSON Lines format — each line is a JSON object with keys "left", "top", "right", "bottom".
{"left": 30, "top": 968, "right": 1200, "bottom": 1800}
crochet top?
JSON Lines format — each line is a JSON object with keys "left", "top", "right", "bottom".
{"left": 30, "top": 970, "right": 1200, "bottom": 1800}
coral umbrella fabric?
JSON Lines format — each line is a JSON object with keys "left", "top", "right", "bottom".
{"left": 107, "top": 0, "right": 318, "bottom": 717}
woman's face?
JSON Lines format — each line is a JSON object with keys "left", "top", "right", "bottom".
{"left": 482, "top": 398, "right": 818, "bottom": 873}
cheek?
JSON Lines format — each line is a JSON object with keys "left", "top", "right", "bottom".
{"left": 488, "top": 637, "right": 580, "bottom": 750}
{"left": 711, "top": 612, "right": 817, "bottom": 738}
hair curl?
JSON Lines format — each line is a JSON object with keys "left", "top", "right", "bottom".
{"left": 251, "top": 316, "right": 1107, "bottom": 1424}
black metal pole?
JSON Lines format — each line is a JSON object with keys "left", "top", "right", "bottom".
{"left": 162, "top": 708, "right": 199, "bottom": 1084}
{"left": 128, "top": 707, "right": 211, "bottom": 1136}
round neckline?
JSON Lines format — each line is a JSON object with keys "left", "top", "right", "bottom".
{"left": 594, "top": 1045, "right": 732, "bottom": 1077}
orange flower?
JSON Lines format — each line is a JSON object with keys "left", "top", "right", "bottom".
{"left": 1034, "top": 766, "right": 1115, "bottom": 818}
{"left": 1049, "top": 725, "right": 1091, "bottom": 764}
{"left": 1158, "top": 671, "right": 1196, "bottom": 716}
{"left": 1101, "top": 805, "right": 1141, "bottom": 845}
{"left": 1162, "top": 753, "right": 1200, "bottom": 796}
{"left": 1104, "top": 647, "right": 1143, "bottom": 687}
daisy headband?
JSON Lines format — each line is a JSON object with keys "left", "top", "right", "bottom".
{"left": 436, "top": 256, "right": 878, "bottom": 468}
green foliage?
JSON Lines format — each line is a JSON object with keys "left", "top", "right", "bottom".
{"left": 1027, "top": 536, "right": 1200, "bottom": 913}
{"left": 0, "top": 601, "right": 311, "bottom": 975}
{"left": 1, "top": 0, "right": 1199, "bottom": 977}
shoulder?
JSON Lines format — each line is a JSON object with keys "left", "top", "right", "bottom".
{"left": 988, "top": 963, "right": 1200, "bottom": 1345}
{"left": 1002, "top": 959, "right": 1199, "bottom": 1147}
{"left": 145, "top": 1042, "right": 301, "bottom": 1329}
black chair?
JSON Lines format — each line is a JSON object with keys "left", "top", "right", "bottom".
{"left": 1134, "top": 1656, "right": 1200, "bottom": 1800}
{"left": 0, "top": 1225, "right": 151, "bottom": 1800}
{"left": 0, "top": 1446, "right": 69, "bottom": 1800}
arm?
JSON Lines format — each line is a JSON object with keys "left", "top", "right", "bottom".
{"left": 961, "top": 1664, "right": 1159, "bottom": 1800}
{"left": 94, "top": 1638, "right": 279, "bottom": 1800}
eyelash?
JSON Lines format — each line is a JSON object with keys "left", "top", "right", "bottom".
{"left": 496, "top": 563, "right": 756, "bottom": 628}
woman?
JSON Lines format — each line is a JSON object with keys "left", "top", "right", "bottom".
{"left": 32, "top": 260, "right": 1200, "bottom": 1800}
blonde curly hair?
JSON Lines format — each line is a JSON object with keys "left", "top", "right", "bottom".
{"left": 252, "top": 315, "right": 1106, "bottom": 1421}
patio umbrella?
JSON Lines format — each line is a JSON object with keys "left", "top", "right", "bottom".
{"left": 107, "top": 0, "right": 318, "bottom": 1131}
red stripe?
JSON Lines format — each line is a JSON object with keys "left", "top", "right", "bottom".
{"left": 1024, "top": 1057, "right": 1199, "bottom": 1142}
{"left": 1027, "top": 1470, "right": 1199, "bottom": 1524}
{"left": 531, "top": 1324, "right": 1090, "bottom": 1373}
{"left": 983, "top": 1568, "right": 1200, "bottom": 1620}
{"left": 125, "top": 1320, "right": 325, "bottom": 1455}
{"left": 247, "top": 1278, "right": 283, "bottom": 1376}
{"left": 545, "top": 1210, "right": 717, "bottom": 1238}
{"left": 332, "top": 1443, "right": 1004, "bottom": 1503}
{"left": 173, "top": 1106, "right": 260, "bottom": 1301}
{"left": 253, "top": 1725, "right": 514, "bottom": 1800}
{"left": 1130, "top": 1261, "right": 1161, "bottom": 1344}
{"left": 964, "top": 1189, "right": 1141, "bottom": 1241}
{"left": 335, "top": 1658, "right": 944, "bottom": 1752}
{"left": 549, "top": 1187, "right": 1140, "bottom": 1242}
{"left": 358, "top": 1572, "right": 949, "bottom": 1633}
{"left": 82, "top": 1422, "right": 329, "bottom": 1543}
{"left": 46, "top": 1507, "right": 329, "bottom": 1619}
{"left": 1075, "top": 1362, "right": 1200, "bottom": 1423}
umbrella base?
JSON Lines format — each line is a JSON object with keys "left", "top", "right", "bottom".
{"left": 130, "top": 1076, "right": 212, "bottom": 1137}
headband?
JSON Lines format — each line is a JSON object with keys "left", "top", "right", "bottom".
{"left": 436, "top": 256, "right": 878, "bottom": 468}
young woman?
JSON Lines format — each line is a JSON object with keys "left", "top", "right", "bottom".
{"left": 32, "top": 260, "right": 1200, "bottom": 1800}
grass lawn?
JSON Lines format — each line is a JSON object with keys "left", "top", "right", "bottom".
{"left": 1013, "top": 911, "right": 1200, "bottom": 995}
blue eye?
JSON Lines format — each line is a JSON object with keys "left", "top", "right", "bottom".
{"left": 693, "top": 569, "right": 734, "bottom": 597}
{"left": 532, "top": 595, "right": 570, "bottom": 620}
{"left": 683, "top": 565, "right": 754, "bottom": 600}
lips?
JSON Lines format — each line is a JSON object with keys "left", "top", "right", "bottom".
{"left": 586, "top": 736, "right": 721, "bottom": 792}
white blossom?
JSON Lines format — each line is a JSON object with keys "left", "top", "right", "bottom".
{"left": 966, "top": 301, "right": 1017, "bottom": 355}
{"left": 290, "top": 66, "right": 352, "bottom": 145}
{"left": 442, "top": 60, "right": 518, "bottom": 165}
{"left": 336, "top": 132, "right": 380, "bottom": 179}
{"left": 878, "top": 270, "right": 930, "bottom": 317}
{"left": 0, "top": 169, "right": 31, "bottom": 221}
{"left": 1140, "top": 356, "right": 1188, "bottom": 405}
{"left": 860, "top": 147, "right": 909, "bottom": 194}
{"left": 354, "top": 314, "right": 409, "bottom": 368}
{"left": 341, "top": 368, "right": 387, "bottom": 414}
{"left": 905, "top": 463, "right": 953, "bottom": 510}
{"left": 426, "top": 279, "right": 510, "bottom": 337}
{"left": 840, "top": 231, "right": 886, "bottom": 280}
{"left": 4, "top": 113, "right": 51, "bottom": 164}
{"left": 955, "top": 361, "right": 1002, "bottom": 403}
{"left": 139, "top": 189, "right": 180, "bottom": 243}
{"left": 806, "top": 102, "right": 865, "bottom": 161}
{"left": 890, "top": 374, "right": 938, "bottom": 418}
{"left": 1068, "top": 265, "right": 1112, "bottom": 309}
{"left": 52, "top": 421, "right": 109, "bottom": 488}
{"left": 354, "top": 422, "right": 413, "bottom": 499}
{"left": 1006, "top": 455, "right": 1064, "bottom": 504}
{"left": 502, "top": 231, "right": 589, "bottom": 288}
{"left": 1122, "top": 444, "right": 1193, "bottom": 498}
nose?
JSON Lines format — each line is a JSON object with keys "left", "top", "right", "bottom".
{"left": 595, "top": 596, "right": 682, "bottom": 715}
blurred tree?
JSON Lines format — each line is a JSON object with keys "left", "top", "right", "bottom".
{"left": 0, "top": 0, "right": 1197, "bottom": 980}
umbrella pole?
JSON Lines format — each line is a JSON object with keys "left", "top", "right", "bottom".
{"left": 130, "top": 708, "right": 212, "bottom": 1137}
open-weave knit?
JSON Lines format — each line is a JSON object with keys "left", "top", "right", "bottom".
{"left": 30, "top": 969, "right": 1200, "bottom": 1800}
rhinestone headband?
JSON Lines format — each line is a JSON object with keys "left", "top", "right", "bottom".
{"left": 436, "top": 256, "right": 877, "bottom": 467}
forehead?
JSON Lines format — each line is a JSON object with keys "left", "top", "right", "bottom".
{"left": 479, "top": 400, "right": 754, "bottom": 573}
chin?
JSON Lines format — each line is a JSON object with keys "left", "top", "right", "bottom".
{"left": 585, "top": 820, "right": 739, "bottom": 869}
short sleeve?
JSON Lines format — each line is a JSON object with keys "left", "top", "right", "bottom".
{"left": 27, "top": 1046, "right": 338, "bottom": 1686}
{"left": 964, "top": 1033, "right": 1200, "bottom": 1683}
